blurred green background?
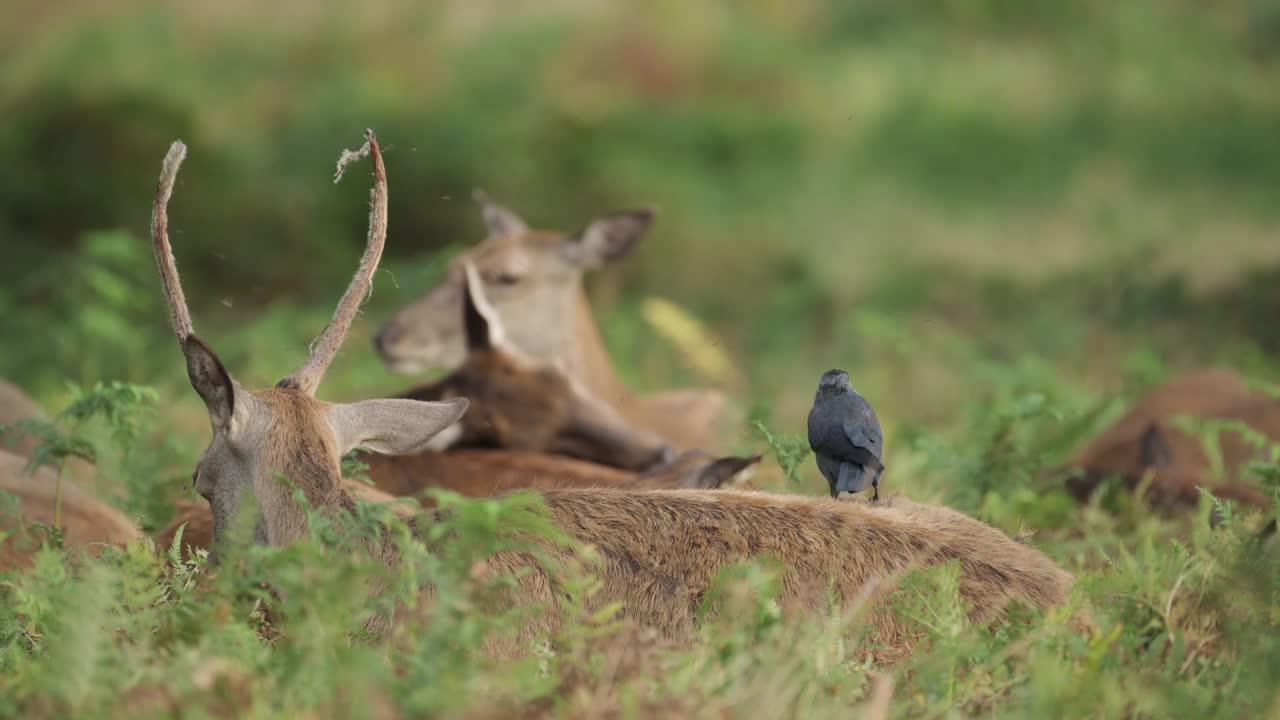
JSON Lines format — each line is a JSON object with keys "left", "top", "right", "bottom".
{"left": 3, "top": 0, "right": 1280, "bottom": 455}
{"left": 7, "top": 5, "right": 1280, "bottom": 714}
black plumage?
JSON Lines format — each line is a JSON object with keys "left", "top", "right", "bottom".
{"left": 807, "top": 369, "right": 885, "bottom": 500}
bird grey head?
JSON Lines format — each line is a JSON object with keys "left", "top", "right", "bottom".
{"left": 816, "top": 369, "right": 853, "bottom": 398}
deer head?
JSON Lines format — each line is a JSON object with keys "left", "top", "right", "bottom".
{"left": 372, "top": 190, "right": 655, "bottom": 374}
{"left": 150, "top": 131, "right": 468, "bottom": 561}
{"left": 395, "top": 262, "right": 673, "bottom": 472}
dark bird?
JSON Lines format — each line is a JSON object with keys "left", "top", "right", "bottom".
{"left": 807, "top": 369, "right": 885, "bottom": 501}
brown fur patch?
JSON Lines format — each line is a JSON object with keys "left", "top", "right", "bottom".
{"left": 451, "top": 488, "right": 1074, "bottom": 655}
{"left": 246, "top": 388, "right": 348, "bottom": 546}
{"left": 396, "top": 351, "right": 668, "bottom": 471}
{"left": 1066, "top": 369, "right": 1280, "bottom": 513}
{"left": 360, "top": 448, "right": 757, "bottom": 503}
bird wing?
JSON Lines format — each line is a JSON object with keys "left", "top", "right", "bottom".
{"left": 809, "top": 392, "right": 885, "bottom": 467}
{"left": 809, "top": 418, "right": 880, "bottom": 463}
{"left": 843, "top": 416, "right": 881, "bottom": 453}
{"left": 834, "top": 417, "right": 883, "bottom": 470}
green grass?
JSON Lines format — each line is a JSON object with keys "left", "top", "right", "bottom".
{"left": 3, "top": 377, "right": 1278, "bottom": 718}
{"left": 2, "top": 0, "right": 1280, "bottom": 716}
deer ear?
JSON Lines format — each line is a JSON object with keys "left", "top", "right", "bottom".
{"left": 689, "top": 453, "right": 763, "bottom": 489}
{"left": 562, "top": 208, "right": 656, "bottom": 269}
{"left": 328, "top": 397, "right": 469, "bottom": 455}
{"left": 474, "top": 189, "right": 528, "bottom": 238}
{"left": 461, "top": 262, "right": 505, "bottom": 352}
{"left": 182, "top": 335, "right": 239, "bottom": 432}
{"left": 1138, "top": 422, "right": 1173, "bottom": 470}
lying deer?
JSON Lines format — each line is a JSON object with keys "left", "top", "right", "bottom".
{"left": 1065, "top": 369, "right": 1279, "bottom": 514}
{"left": 150, "top": 131, "right": 1072, "bottom": 650}
{"left": 1067, "top": 421, "right": 1273, "bottom": 515}
{"left": 0, "top": 448, "right": 141, "bottom": 571}
{"left": 373, "top": 191, "right": 730, "bottom": 450}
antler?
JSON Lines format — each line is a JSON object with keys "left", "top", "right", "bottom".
{"left": 282, "top": 129, "right": 388, "bottom": 395}
{"left": 151, "top": 141, "right": 193, "bottom": 344}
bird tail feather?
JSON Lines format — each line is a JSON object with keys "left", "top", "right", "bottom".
{"left": 836, "top": 462, "right": 872, "bottom": 494}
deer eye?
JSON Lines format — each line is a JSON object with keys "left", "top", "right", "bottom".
{"left": 491, "top": 272, "right": 521, "bottom": 286}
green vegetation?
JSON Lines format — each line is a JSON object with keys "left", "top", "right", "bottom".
{"left": 1, "top": 0, "right": 1279, "bottom": 716}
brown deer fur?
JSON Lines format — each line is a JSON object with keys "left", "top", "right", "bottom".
{"left": 372, "top": 192, "right": 730, "bottom": 451}
{"left": 0, "top": 448, "right": 141, "bottom": 571}
{"left": 359, "top": 447, "right": 761, "bottom": 499}
{"left": 393, "top": 263, "right": 674, "bottom": 472}
{"left": 389, "top": 488, "right": 1073, "bottom": 654}
{"left": 148, "top": 132, "right": 1073, "bottom": 651}
{"left": 1066, "top": 369, "right": 1279, "bottom": 513}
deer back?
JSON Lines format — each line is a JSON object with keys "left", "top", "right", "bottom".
{"left": 1071, "top": 369, "right": 1280, "bottom": 479}
{"left": 450, "top": 489, "right": 1074, "bottom": 656}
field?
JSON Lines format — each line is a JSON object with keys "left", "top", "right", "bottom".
{"left": 2, "top": 1, "right": 1280, "bottom": 717}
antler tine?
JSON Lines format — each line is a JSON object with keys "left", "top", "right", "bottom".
{"left": 283, "top": 129, "right": 387, "bottom": 395}
{"left": 151, "top": 141, "right": 194, "bottom": 344}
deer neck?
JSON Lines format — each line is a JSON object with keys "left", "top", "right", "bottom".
{"left": 254, "top": 451, "right": 347, "bottom": 547}
{"left": 564, "top": 283, "right": 635, "bottom": 408}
